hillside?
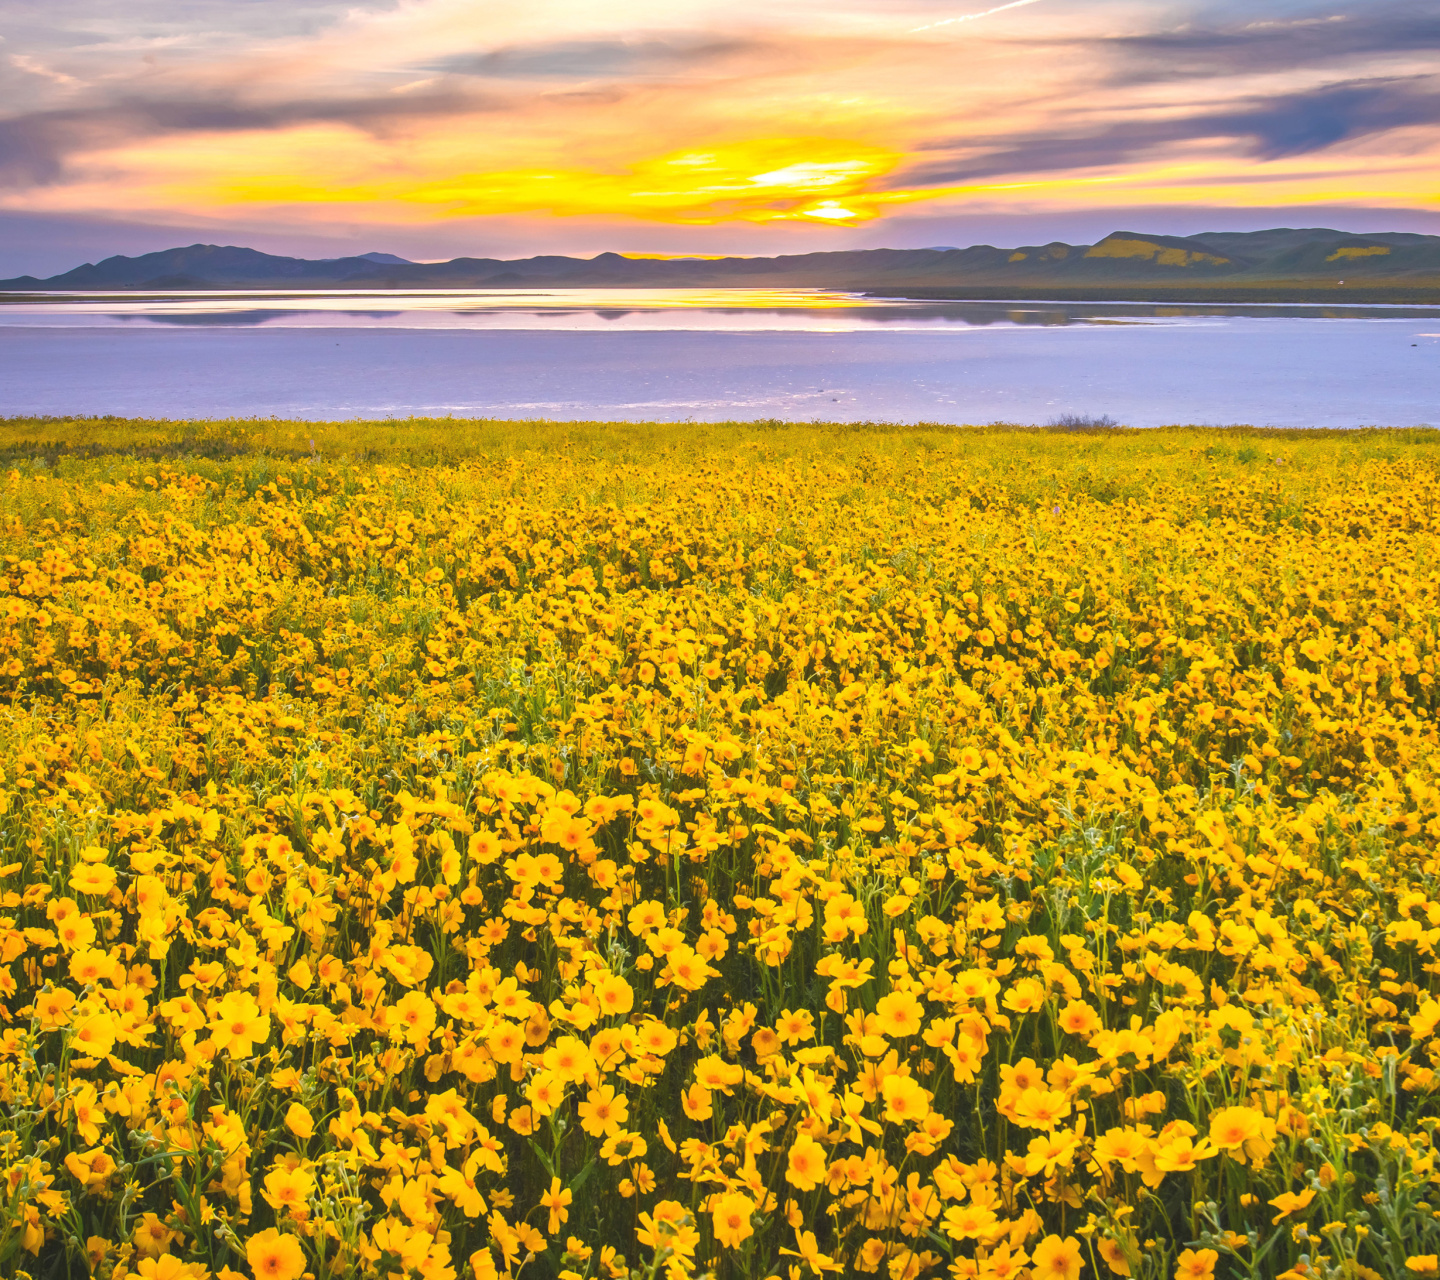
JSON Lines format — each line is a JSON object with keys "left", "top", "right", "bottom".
{"left": 2, "top": 228, "right": 1438, "bottom": 300}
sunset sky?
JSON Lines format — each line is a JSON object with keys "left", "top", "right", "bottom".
{"left": 2, "top": 0, "right": 1438, "bottom": 273}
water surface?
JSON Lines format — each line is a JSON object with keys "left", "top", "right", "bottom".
{"left": 0, "top": 287, "right": 1435, "bottom": 426}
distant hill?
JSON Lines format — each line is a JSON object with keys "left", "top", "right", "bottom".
{"left": 0, "top": 244, "right": 414, "bottom": 291}
{"left": 2, "top": 229, "right": 1438, "bottom": 301}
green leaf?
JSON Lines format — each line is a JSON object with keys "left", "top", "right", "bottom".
{"left": 527, "top": 1139, "right": 556, "bottom": 1180}
{"left": 569, "top": 1158, "right": 596, "bottom": 1198}
{"left": 924, "top": 1228, "right": 955, "bottom": 1258}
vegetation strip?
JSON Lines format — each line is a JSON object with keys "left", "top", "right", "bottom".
{"left": 3, "top": 423, "right": 1440, "bottom": 1280}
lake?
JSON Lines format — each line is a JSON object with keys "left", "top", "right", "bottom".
{"left": 0, "top": 288, "right": 1435, "bottom": 426}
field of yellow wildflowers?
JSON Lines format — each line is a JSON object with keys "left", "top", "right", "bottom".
{"left": 4, "top": 417, "right": 1440, "bottom": 1280}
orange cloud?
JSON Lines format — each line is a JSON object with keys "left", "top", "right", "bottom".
{"left": 209, "top": 137, "right": 933, "bottom": 225}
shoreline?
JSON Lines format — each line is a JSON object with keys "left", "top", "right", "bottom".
{"left": 3, "top": 282, "right": 1439, "bottom": 306}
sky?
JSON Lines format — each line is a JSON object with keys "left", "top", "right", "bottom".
{"left": 1, "top": 0, "right": 1438, "bottom": 274}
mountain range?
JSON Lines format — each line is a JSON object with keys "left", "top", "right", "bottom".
{"left": 3, "top": 228, "right": 1438, "bottom": 301}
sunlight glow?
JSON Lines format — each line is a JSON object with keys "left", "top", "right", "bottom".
{"left": 212, "top": 138, "right": 918, "bottom": 226}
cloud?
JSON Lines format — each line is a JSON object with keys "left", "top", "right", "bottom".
{"left": 1, "top": 0, "right": 404, "bottom": 54}
{"left": 431, "top": 36, "right": 764, "bottom": 80}
{"left": 2, "top": 0, "right": 1438, "bottom": 242}
{"left": 9, "top": 54, "right": 81, "bottom": 86}
{"left": 894, "top": 78, "right": 1440, "bottom": 188}
{"left": 0, "top": 85, "right": 488, "bottom": 187}
{"left": 1100, "top": 8, "right": 1440, "bottom": 82}
{"left": 1231, "top": 79, "right": 1440, "bottom": 159}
